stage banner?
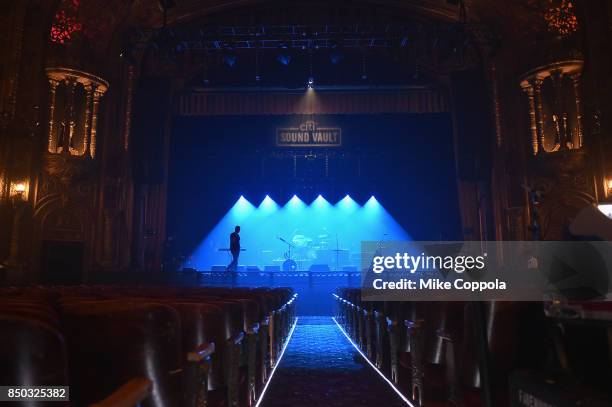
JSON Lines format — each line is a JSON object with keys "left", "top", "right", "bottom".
{"left": 276, "top": 120, "right": 341, "bottom": 147}
{"left": 360, "top": 241, "right": 612, "bottom": 301}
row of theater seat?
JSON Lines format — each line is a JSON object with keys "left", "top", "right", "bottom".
{"left": 0, "top": 285, "right": 297, "bottom": 407}
{"left": 334, "top": 289, "right": 578, "bottom": 407}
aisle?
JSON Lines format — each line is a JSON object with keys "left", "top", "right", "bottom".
{"left": 260, "top": 317, "right": 408, "bottom": 407}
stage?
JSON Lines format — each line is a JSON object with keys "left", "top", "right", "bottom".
{"left": 197, "top": 270, "right": 361, "bottom": 316}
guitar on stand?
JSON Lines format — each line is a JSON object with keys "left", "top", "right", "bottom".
{"left": 277, "top": 236, "right": 298, "bottom": 271}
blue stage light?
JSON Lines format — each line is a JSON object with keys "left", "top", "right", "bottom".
{"left": 223, "top": 54, "right": 237, "bottom": 68}
{"left": 259, "top": 195, "right": 279, "bottom": 213}
{"left": 364, "top": 196, "right": 380, "bottom": 208}
{"left": 231, "top": 195, "right": 255, "bottom": 218}
{"left": 337, "top": 194, "right": 359, "bottom": 211}
{"left": 287, "top": 194, "right": 305, "bottom": 208}
{"left": 277, "top": 54, "right": 292, "bottom": 66}
{"left": 312, "top": 194, "right": 329, "bottom": 206}
{"left": 311, "top": 195, "right": 333, "bottom": 214}
{"left": 188, "top": 193, "right": 410, "bottom": 271}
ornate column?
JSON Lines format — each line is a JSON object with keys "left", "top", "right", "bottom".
{"left": 521, "top": 82, "right": 539, "bottom": 155}
{"left": 45, "top": 68, "right": 108, "bottom": 158}
{"left": 533, "top": 78, "right": 545, "bottom": 152}
{"left": 550, "top": 70, "right": 566, "bottom": 150}
{"left": 519, "top": 60, "right": 583, "bottom": 156}
{"left": 90, "top": 88, "right": 103, "bottom": 159}
{"left": 82, "top": 85, "right": 93, "bottom": 156}
{"left": 65, "top": 78, "right": 78, "bottom": 154}
{"left": 47, "top": 79, "right": 59, "bottom": 153}
{"left": 571, "top": 73, "right": 583, "bottom": 148}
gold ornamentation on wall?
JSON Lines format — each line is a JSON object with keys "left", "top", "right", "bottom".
{"left": 90, "top": 88, "right": 103, "bottom": 158}
{"left": 521, "top": 82, "right": 539, "bottom": 155}
{"left": 519, "top": 60, "right": 583, "bottom": 155}
{"left": 47, "top": 79, "right": 59, "bottom": 153}
{"left": 45, "top": 67, "right": 108, "bottom": 159}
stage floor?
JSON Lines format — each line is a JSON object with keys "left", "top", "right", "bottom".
{"left": 197, "top": 270, "right": 362, "bottom": 316}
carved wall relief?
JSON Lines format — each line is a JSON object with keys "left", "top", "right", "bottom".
{"left": 45, "top": 67, "right": 108, "bottom": 158}
{"left": 520, "top": 60, "right": 583, "bottom": 155}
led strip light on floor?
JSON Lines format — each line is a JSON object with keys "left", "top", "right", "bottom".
{"left": 332, "top": 316, "right": 416, "bottom": 406}
{"left": 254, "top": 316, "right": 299, "bottom": 407}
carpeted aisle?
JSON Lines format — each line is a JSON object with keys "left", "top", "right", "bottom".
{"left": 260, "top": 317, "right": 407, "bottom": 407}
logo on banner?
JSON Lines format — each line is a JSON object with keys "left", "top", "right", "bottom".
{"left": 276, "top": 120, "right": 342, "bottom": 147}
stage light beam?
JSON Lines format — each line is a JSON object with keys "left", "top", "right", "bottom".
{"left": 286, "top": 194, "right": 306, "bottom": 210}
{"left": 188, "top": 192, "right": 410, "bottom": 271}
{"left": 259, "top": 195, "right": 279, "bottom": 213}
{"left": 311, "top": 194, "right": 332, "bottom": 210}
{"left": 337, "top": 194, "right": 359, "bottom": 212}
{"left": 364, "top": 195, "right": 381, "bottom": 209}
{"left": 231, "top": 195, "right": 255, "bottom": 218}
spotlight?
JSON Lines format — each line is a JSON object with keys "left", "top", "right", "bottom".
{"left": 330, "top": 52, "right": 343, "bottom": 65}
{"left": 365, "top": 196, "right": 380, "bottom": 210}
{"left": 312, "top": 194, "right": 331, "bottom": 209}
{"left": 223, "top": 54, "right": 237, "bottom": 68}
{"left": 307, "top": 76, "right": 314, "bottom": 88}
{"left": 287, "top": 194, "right": 306, "bottom": 209}
{"left": 277, "top": 54, "right": 292, "bottom": 66}
{"left": 259, "top": 195, "right": 278, "bottom": 211}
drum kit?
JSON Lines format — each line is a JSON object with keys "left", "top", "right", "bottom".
{"left": 274, "top": 231, "right": 349, "bottom": 271}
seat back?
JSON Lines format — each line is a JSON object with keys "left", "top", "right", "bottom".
{"left": 0, "top": 316, "right": 68, "bottom": 388}
{"left": 62, "top": 301, "right": 183, "bottom": 407}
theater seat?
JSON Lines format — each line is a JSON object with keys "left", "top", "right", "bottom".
{"left": 61, "top": 301, "right": 183, "bottom": 407}
{"left": 0, "top": 284, "right": 296, "bottom": 407}
{"left": 0, "top": 316, "right": 68, "bottom": 389}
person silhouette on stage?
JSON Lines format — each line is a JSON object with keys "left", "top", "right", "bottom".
{"left": 227, "top": 225, "right": 241, "bottom": 271}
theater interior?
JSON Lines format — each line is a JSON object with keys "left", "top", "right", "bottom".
{"left": 2, "top": 0, "right": 612, "bottom": 406}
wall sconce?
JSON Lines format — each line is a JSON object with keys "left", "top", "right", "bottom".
{"left": 10, "top": 181, "right": 28, "bottom": 202}
{"left": 605, "top": 178, "right": 612, "bottom": 199}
